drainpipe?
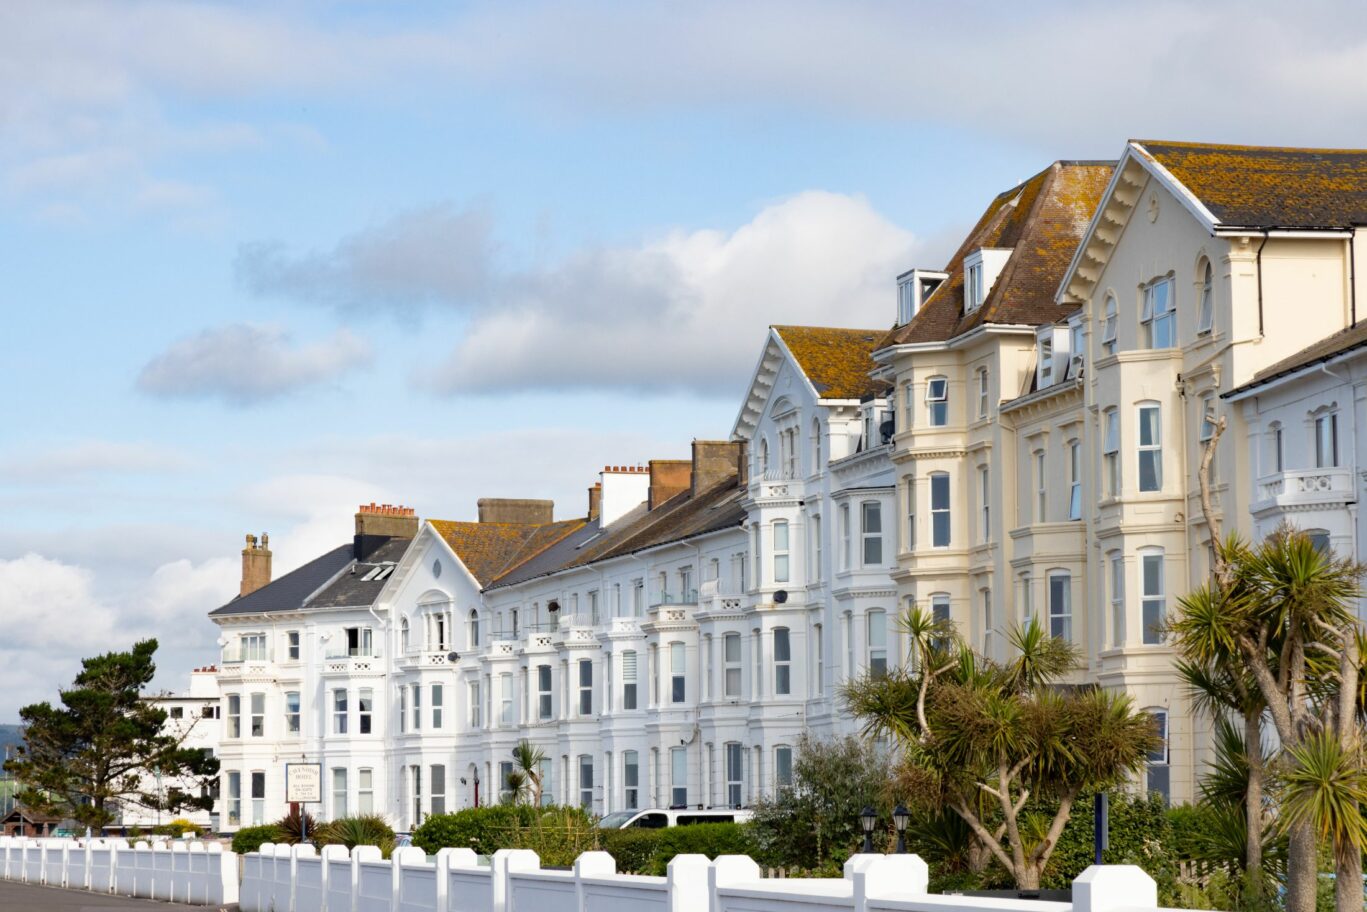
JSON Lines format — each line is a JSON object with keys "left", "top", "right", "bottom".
{"left": 1255, "top": 231, "right": 1270, "bottom": 338}
{"left": 1350, "top": 231, "right": 1357, "bottom": 327}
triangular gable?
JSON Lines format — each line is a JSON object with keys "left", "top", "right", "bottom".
{"left": 373, "top": 521, "right": 482, "bottom": 611}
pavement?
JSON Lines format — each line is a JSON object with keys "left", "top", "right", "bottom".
{"left": 0, "top": 881, "right": 217, "bottom": 910}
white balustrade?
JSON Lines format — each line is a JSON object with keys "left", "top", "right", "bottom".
{"left": 0, "top": 836, "right": 1208, "bottom": 912}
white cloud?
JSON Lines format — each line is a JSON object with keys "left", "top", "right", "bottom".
{"left": 0, "top": 440, "right": 189, "bottom": 482}
{"left": 235, "top": 203, "right": 495, "bottom": 316}
{"left": 427, "top": 190, "right": 917, "bottom": 394}
{"left": 136, "top": 323, "right": 372, "bottom": 405}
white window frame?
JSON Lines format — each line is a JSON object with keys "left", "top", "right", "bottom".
{"left": 1141, "top": 276, "right": 1176, "bottom": 349}
{"left": 1047, "top": 571, "right": 1071, "bottom": 642}
{"left": 1068, "top": 441, "right": 1082, "bottom": 520}
{"left": 966, "top": 261, "right": 983, "bottom": 311}
{"left": 226, "top": 693, "right": 241, "bottom": 739}
{"left": 670, "top": 642, "right": 686, "bottom": 704}
{"left": 249, "top": 692, "right": 265, "bottom": 738}
{"left": 1141, "top": 550, "right": 1166, "bottom": 645}
{"left": 1109, "top": 552, "right": 1125, "bottom": 648}
{"left": 578, "top": 659, "right": 593, "bottom": 716}
{"left": 670, "top": 746, "right": 688, "bottom": 808}
{"left": 623, "top": 750, "right": 639, "bottom": 810}
{"left": 724, "top": 742, "right": 744, "bottom": 808}
{"left": 772, "top": 520, "right": 790, "bottom": 583}
{"left": 358, "top": 768, "right": 374, "bottom": 815}
{"left": 773, "top": 627, "right": 791, "bottom": 695}
{"left": 1138, "top": 403, "right": 1163, "bottom": 492}
{"left": 979, "top": 466, "right": 990, "bottom": 542}
{"left": 977, "top": 368, "right": 989, "bottom": 419}
{"left": 867, "top": 610, "right": 887, "bottom": 676}
{"left": 1101, "top": 293, "right": 1118, "bottom": 355}
{"left": 926, "top": 376, "right": 948, "bottom": 427}
{"left": 861, "top": 500, "right": 883, "bottom": 566}
{"left": 905, "top": 477, "right": 916, "bottom": 552}
{"left": 1315, "top": 411, "right": 1339, "bottom": 468}
{"left": 1196, "top": 259, "right": 1214, "bottom": 335}
{"left": 1103, "top": 409, "right": 1120, "bottom": 497}
{"left": 723, "top": 633, "right": 742, "bottom": 698}
{"left": 538, "top": 664, "right": 555, "bottom": 719}
{"left": 930, "top": 473, "right": 950, "bottom": 548}
{"left": 285, "top": 691, "right": 300, "bottom": 735}
{"left": 1035, "top": 450, "right": 1047, "bottom": 521}
{"left": 358, "top": 687, "right": 373, "bottom": 734}
{"left": 839, "top": 504, "right": 851, "bottom": 569}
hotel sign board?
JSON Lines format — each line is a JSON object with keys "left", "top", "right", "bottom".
{"left": 285, "top": 763, "right": 323, "bottom": 804}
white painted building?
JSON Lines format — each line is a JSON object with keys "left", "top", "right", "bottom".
{"left": 120, "top": 666, "right": 221, "bottom": 832}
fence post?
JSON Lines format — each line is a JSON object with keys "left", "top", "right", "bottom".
{"left": 710, "top": 854, "right": 761, "bottom": 912}
{"left": 320, "top": 844, "right": 349, "bottom": 912}
{"left": 351, "top": 844, "right": 382, "bottom": 912}
{"left": 491, "top": 848, "right": 539, "bottom": 912}
{"left": 433, "top": 847, "right": 477, "bottom": 912}
{"left": 1073, "top": 865, "right": 1158, "bottom": 912}
{"left": 392, "top": 845, "right": 427, "bottom": 912}
{"left": 665, "top": 854, "right": 711, "bottom": 912}
{"left": 573, "top": 851, "right": 615, "bottom": 912}
{"left": 291, "top": 842, "right": 317, "bottom": 912}
{"left": 846, "top": 855, "right": 928, "bottom": 912}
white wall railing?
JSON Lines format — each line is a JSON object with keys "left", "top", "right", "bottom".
{"left": 0, "top": 836, "right": 237, "bottom": 906}
{"left": 1, "top": 837, "right": 1204, "bottom": 912}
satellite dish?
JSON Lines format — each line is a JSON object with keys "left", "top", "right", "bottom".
{"left": 547, "top": 601, "right": 560, "bottom": 613}
{"left": 773, "top": 590, "right": 788, "bottom": 604}
{"left": 447, "top": 652, "right": 460, "bottom": 664}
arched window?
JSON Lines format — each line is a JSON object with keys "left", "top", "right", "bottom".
{"left": 1141, "top": 275, "right": 1176, "bottom": 349}
{"left": 867, "top": 611, "right": 887, "bottom": 676}
{"left": 1103, "top": 409, "right": 1120, "bottom": 496}
{"left": 860, "top": 501, "right": 882, "bottom": 565}
{"left": 1306, "top": 528, "right": 1332, "bottom": 554}
{"left": 1108, "top": 552, "right": 1125, "bottom": 647}
{"left": 759, "top": 437, "right": 770, "bottom": 475}
{"left": 1101, "top": 293, "right": 1118, "bottom": 355}
{"left": 400, "top": 617, "right": 410, "bottom": 655}
{"left": 811, "top": 418, "right": 822, "bottom": 472}
{"left": 1145, "top": 709, "right": 1170, "bottom": 804}
{"left": 1047, "top": 570, "right": 1071, "bottom": 641}
{"left": 1314, "top": 408, "right": 1339, "bottom": 468}
{"left": 773, "top": 627, "right": 791, "bottom": 694}
{"left": 468, "top": 609, "right": 481, "bottom": 648}
{"left": 930, "top": 473, "right": 950, "bottom": 547}
{"left": 1196, "top": 259, "right": 1214, "bottom": 334}
{"left": 976, "top": 367, "right": 990, "bottom": 419}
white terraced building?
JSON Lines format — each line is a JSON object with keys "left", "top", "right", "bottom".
{"left": 207, "top": 323, "right": 902, "bottom": 833}
{"left": 201, "top": 138, "right": 1367, "bottom": 831}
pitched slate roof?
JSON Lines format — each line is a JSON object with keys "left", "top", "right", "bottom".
{"left": 772, "top": 326, "right": 889, "bottom": 400}
{"left": 878, "top": 161, "right": 1114, "bottom": 348}
{"left": 209, "top": 544, "right": 354, "bottom": 617}
{"left": 1226, "top": 321, "right": 1367, "bottom": 398}
{"left": 306, "top": 537, "right": 411, "bottom": 609}
{"left": 431, "top": 518, "right": 587, "bottom": 588}
{"left": 1137, "top": 140, "right": 1367, "bottom": 229}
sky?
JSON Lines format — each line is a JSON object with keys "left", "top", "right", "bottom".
{"left": 7, "top": 0, "right": 1367, "bottom": 719}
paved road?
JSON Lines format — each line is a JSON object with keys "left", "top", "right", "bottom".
{"left": 0, "top": 881, "right": 210, "bottom": 910}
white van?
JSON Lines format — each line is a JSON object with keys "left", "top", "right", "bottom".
{"left": 597, "top": 808, "right": 753, "bottom": 829}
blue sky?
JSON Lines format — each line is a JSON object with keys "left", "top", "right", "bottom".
{"left": 4, "top": 0, "right": 1367, "bottom": 717}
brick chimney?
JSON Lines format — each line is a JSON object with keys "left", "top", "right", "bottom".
{"left": 648, "top": 459, "right": 692, "bottom": 510}
{"left": 691, "top": 440, "right": 744, "bottom": 495}
{"left": 240, "top": 533, "right": 272, "bottom": 597}
{"left": 477, "top": 498, "right": 554, "bottom": 524}
{"left": 587, "top": 483, "right": 602, "bottom": 522}
{"left": 355, "top": 503, "right": 419, "bottom": 560}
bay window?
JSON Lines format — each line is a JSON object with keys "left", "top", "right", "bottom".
{"left": 1048, "top": 571, "right": 1071, "bottom": 641}
{"left": 861, "top": 501, "right": 882, "bottom": 565}
{"left": 926, "top": 376, "right": 948, "bottom": 426}
{"left": 772, "top": 521, "right": 790, "bottom": 583}
{"left": 930, "top": 473, "right": 950, "bottom": 547}
{"left": 1141, "top": 550, "right": 1166, "bottom": 645}
{"left": 773, "top": 627, "right": 791, "bottom": 695}
{"left": 1138, "top": 404, "right": 1162, "bottom": 491}
{"left": 1141, "top": 276, "right": 1175, "bottom": 349}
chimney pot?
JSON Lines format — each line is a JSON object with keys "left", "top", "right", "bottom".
{"left": 477, "top": 498, "right": 554, "bottom": 524}
{"left": 239, "top": 532, "right": 272, "bottom": 597}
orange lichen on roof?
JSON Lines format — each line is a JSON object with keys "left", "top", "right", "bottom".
{"left": 772, "top": 325, "right": 889, "bottom": 400}
{"left": 879, "top": 161, "right": 1114, "bottom": 348}
{"left": 431, "top": 517, "right": 585, "bottom": 587}
{"left": 1139, "top": 139, "right": 1367, "bottom": 228}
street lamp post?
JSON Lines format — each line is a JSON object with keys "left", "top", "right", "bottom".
{"left": 859, "top": 806, "right": 877, "bottom": 854}
{"left": 893, "top": 805, "right": 910, "bottom": 854}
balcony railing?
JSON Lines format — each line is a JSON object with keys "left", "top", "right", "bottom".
{"left": 1256, "top": 467, "right": 1355, "bottom": 510}
{"left": 651, "top": 590, "right": 698, "bottom": 607}
{"left": 220, "top": 649, "right": 272, "bottom": 665}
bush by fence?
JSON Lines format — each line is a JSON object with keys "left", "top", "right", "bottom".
{"left": 412, "top": 804, "right": 597, "bottom": 865}
{"left": 231, "top": 825, "right": 282, "bottom": 855}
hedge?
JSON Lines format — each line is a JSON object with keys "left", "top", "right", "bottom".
{"left": 231, "top": 824, "right": 283, "bottom": 855}
{"left": 412, "top": 805, "right": 597, "bottom": 867}
{"left": 600, "top": 822, "right": 756, "bottom": 875}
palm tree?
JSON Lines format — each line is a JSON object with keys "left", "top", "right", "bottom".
{"left": 844, "top": 614, "right": 1156, "bottom": 889}
{"left": 511, "top": 740, "right": 547, "bottom": 807}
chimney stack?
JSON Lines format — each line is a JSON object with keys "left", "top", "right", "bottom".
{"left": 240, "top": 533, "right": 272, "bottom": 597}
{"left": 648, "top": 459, "right": 692, "bottom": 510}
{"left": 587, "top": 483, "right": 602, "bottom": 522}
{"left": 691, "top": 440, "right": 744, "bottom": 495}
{"left": 355, "top": 502, "right": 419, "bottom": 560}
{"left": 477, "top": 499, "right": 554, "bottom": 524}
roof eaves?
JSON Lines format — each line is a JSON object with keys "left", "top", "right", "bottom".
{"left": 1129, "top": 140, "right": 1222, "bottom": 234}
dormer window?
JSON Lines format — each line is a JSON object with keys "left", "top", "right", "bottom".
{"left": 1038, "top": 337, "right": 1053, "bottom": 387}
{"left": 896, "top": 269, "right": 948, "bottom": 325}
{"left": 962, "top": 249, "right": 1012, "bottom": 314}
{"left": 1036, "top": 325, "right": 1071, "bottom": 389}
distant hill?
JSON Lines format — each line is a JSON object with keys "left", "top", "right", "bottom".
{"left": 0, "top": 724, "right": 22, "bottom": 755}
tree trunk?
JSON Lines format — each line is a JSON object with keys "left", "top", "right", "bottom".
{"left": 1335, "top": 844, "right": 1362, "bottom": 912}
{"left": 1285, "top": 820, "right": 1319, "bottom": 912}
{"left": 1243, "top": 710, "right": 1264, "bottom": 896}
{"left": 1017, "top": 863, "right": 1040, "bottom": 891}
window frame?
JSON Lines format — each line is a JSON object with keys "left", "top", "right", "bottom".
{"left": 1137, "top": 403, "right": 1163, "bottom": 492}
{"left": 773, "top": 627, "right": 792, "bottom": 695}
{"left": 1047, "top": 571, "right": 1072, "bottom": 642}
{"left": 772, "top": 520, "right": 790, "bottom": 583}
{"left": 930, "top": 472, "right": 950, "bottom": 548}
{"left": 1068, "top": 440, "right": 1082, "bottom": 521}
{"left": 1141, "top": 276, "right": 1176, "bottom": 349}
{"left": 1109, "top": 552, "right": 1125, "bottom": 648}
{"left": 1315, "top": 411, "right": 1339, "bottom": 468}
{"left": 1141, "top": 549, "right": 1166, "bottom": 645}
{"left": 926, "top": 376, "right": 949, "bottom": 427}
{"left": 860, "top": 500, "right": 883, "bottom": 566}
{"left": 1103, "top": 409, "right": 1120, "bottom": 496}
{"left": 1101, "top": 293, "right": 1118, "bottom": 355}
{"left": 977, "top": 367, "right": 989, "bottom": 419}
{"left": 723, "top": 633, "right": 742, "bottom": 698}
{"left": 1196, "top": 259, "right": 1214, "bottom": 335}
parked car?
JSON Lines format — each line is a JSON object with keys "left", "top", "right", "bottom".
{"left": 597, "top": 808, "right": 753, "bottom": 829}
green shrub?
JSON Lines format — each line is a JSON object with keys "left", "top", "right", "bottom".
{"left": 647, "top": 824, "right": 755, "bottom": 874}
{"left": 412, "top": 805, "right": 597, "bottom": 866}
{"left": 152, "top": 818, "right": 204, "bottom": 838}
{"left": 273, "top": 807, "right": 318, "bottom": 845}
{"left": 598, "top": 828, "right": 662, "bottom": 874}
{"left": 232, "top": 825, "right": 283, "bottom": 855}
{"left": 314, "top": 815, "right": 396, "bottom": 858}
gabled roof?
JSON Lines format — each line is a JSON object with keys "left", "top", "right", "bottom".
{"left": 431, "top": 518, "right": 587, "bottom": 588}
{"left": 1225, "top": 321, "right": 1367, "bottom": 400}
{"left": 306, "top": 537, "right": 411, "bottom": 609}
{"left": 772, "top": 326, "right": 888, "bottom": 400}
{"left": 878, "top": 161, "right": 1114, "bottom": 349}
{"left": 1137, "top": 140, "right": 1367, "bottom": 230}
{"left": 209, "top": 544, "right": 355, "bottom": 617}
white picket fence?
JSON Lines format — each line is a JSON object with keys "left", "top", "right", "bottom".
{"left": 234, "top": 843, "right": 1194, "bottom": 912}
{"left": 0, "top": 835, "right": 238, "bottom": 905}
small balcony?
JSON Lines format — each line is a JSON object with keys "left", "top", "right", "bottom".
{"left": 1253, "top": 467, "right": 1356, "bottom": 516}
{"left": 650, "top": 589, "right": 698, "bottom": 609}
{"left": 321, "top": 650, "right": 383, "bottom": 675}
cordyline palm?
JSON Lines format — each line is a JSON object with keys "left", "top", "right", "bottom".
{"left": 845, "top": 613, "right": 1156, "bottom": 889}
{"left": 1177, "top": 529, "right": 1364, "bottom": 912}
{"left": 1170, "top": 566, "right": 1271, "bottom": 898}
{"left": 511, "top": 740, "right": 547, "bottom": 806}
